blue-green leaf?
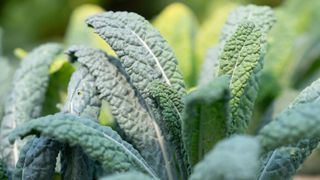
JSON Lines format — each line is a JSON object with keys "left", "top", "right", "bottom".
{"left": 86, "top": 11, "right": 186, "bottom": 97}
{"left": 258, "top": 79, "right": 320, "bottom": 180}
{"left": 190, "top": 135, "right": 260, "bottom": 180}
{"left": 14, "top": 137, "right": 60, "bottom": 180}
{"left": 67, "top": 46, "right": 176, "bottom": 179}
{"left": 0, "top": 43, "right": 62, "bottom": 169}
{"left": 9, "top": 113, "right": 157, "bottom": 178}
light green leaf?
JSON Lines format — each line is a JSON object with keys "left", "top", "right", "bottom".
{"left": 218, "top": 22, "right": 263, "bottom": 134}
{"left": 190, "top": 135, "right": 260, "bottom": 180}
{"left": 153, "top": 2, "right": 198, "bottom": 87}
{"left": 9, "top": 113, "right": 157, "bottom": 178}
{"left": 217, "top": 5, "right": 275, "bottom": 134}
{"left": 182, "top": 75, "right": 230, "bottom": 166}
{"left": 66, "top": 46, "right": 177, "bottom": 180}
{"left": 86, "top": 11, "right": 186, "bottom": 98}
{"left": 0, "top": 43, "right": 62, "bottom": 169}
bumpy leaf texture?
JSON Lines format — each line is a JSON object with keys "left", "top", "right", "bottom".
{"left": 13, "top": 137, "right": 60, "bottom": 180}
{"left": 217, "top": 5, "right": 275, "bottom": 134}
{"left": 0, "top": 43, "right": 62, "bottom": 169}
{"left": 182, "top": 75, "right": 230, "bottom": 166}
{"left": 86, "top": 11, "right": 188, "bottom": 179}
{"left": 147, "top": 81, "right": 189, "bottom": 177}
{"left": 67, "top": 46, "right": 177, "bottom": 179}
{"left": 13, "top": 65, "right": 102, "bottom": 180}
{"left": 218, "top": 22, "right": 263, "bottom": 134}
{"left": 13, "top": 137, "right": 35, "bottom": 179}
{"left": 258, "top": 139, "right": 318, "bottom": 180}
{"left": 61, "top": 66, "right": 101, "bottom": 180}
{"left": 62, "top": 65, "right": 101, "bottom": 118}
{"left": 258, "top": 79, "right": 320, "bottom": 179}
{"left": 258, "top": 101, "right": 320, "bottom": 152}
{"left": 190, "top": 135, "right": 260, "bottom": 180}
{"left": 85, "top": 11, "right": 186, "bottom": 98}
{"left": 9, "top": 113, "right": 157, "bottom": 178}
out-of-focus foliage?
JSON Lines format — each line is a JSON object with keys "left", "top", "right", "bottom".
{"left": 153, "top": 3, "right": 198, "bottom": 87}
{"left": 195, "top": 1, "right": 236, "bottom": 72}
{"left": 64, "top": 4, "right": 116, "bottom": 56}
{"left": 1, "top": 0, "right": 320, "bottom": 178}
{"left": 42, "top": 59, "right": 75, "bottom": 115}
{"left": 0, "top": 0, "right": 103, "bottom": 54}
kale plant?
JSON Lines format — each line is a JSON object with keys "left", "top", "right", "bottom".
{"left": 0, "top": 4, "right": 319, "bottom": 180}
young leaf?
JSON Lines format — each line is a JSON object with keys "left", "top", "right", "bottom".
{"left": 182, "top": 75, "right": 230, "bottom": 166}
{"left": 8, "top": 113, "right": 157, "bottom": 178}
{"left": 99, "top": 171, "right": 154, "bottom": 180}
{"left": 86, "top": 11, "right": 186, "bottom": 97}
{"left": 258, "top": 101, "right": 320, "bottom": 153}
{"left": 190, "top": 135, "right": 260, "bottom": 180}
{"left": 147, "top": 81, "right": 189, "bottom": 176}
{"left": 218, "top": 22, "right": 263, "bottom": 134}
{"left": 217, "top": 5, "right": 275, "bottom": 134}
{"left": 0, "top": 43, "right": 62, "bottom": 169}
{"left": 153, "top": 3, "right": 199, "bottom": 87}
{"left": 67, "top": 46, "right": 177, "bottom": 180}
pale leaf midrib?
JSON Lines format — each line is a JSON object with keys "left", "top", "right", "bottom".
{"left": 129, "top": 30, "right": 172, "bottom": 86}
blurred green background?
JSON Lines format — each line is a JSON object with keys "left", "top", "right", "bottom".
{"left": 1, "top": 0, "right": 320, "bottom": 177}
{"left": 0, "top": 0, "right": 283, "bottom": 55}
